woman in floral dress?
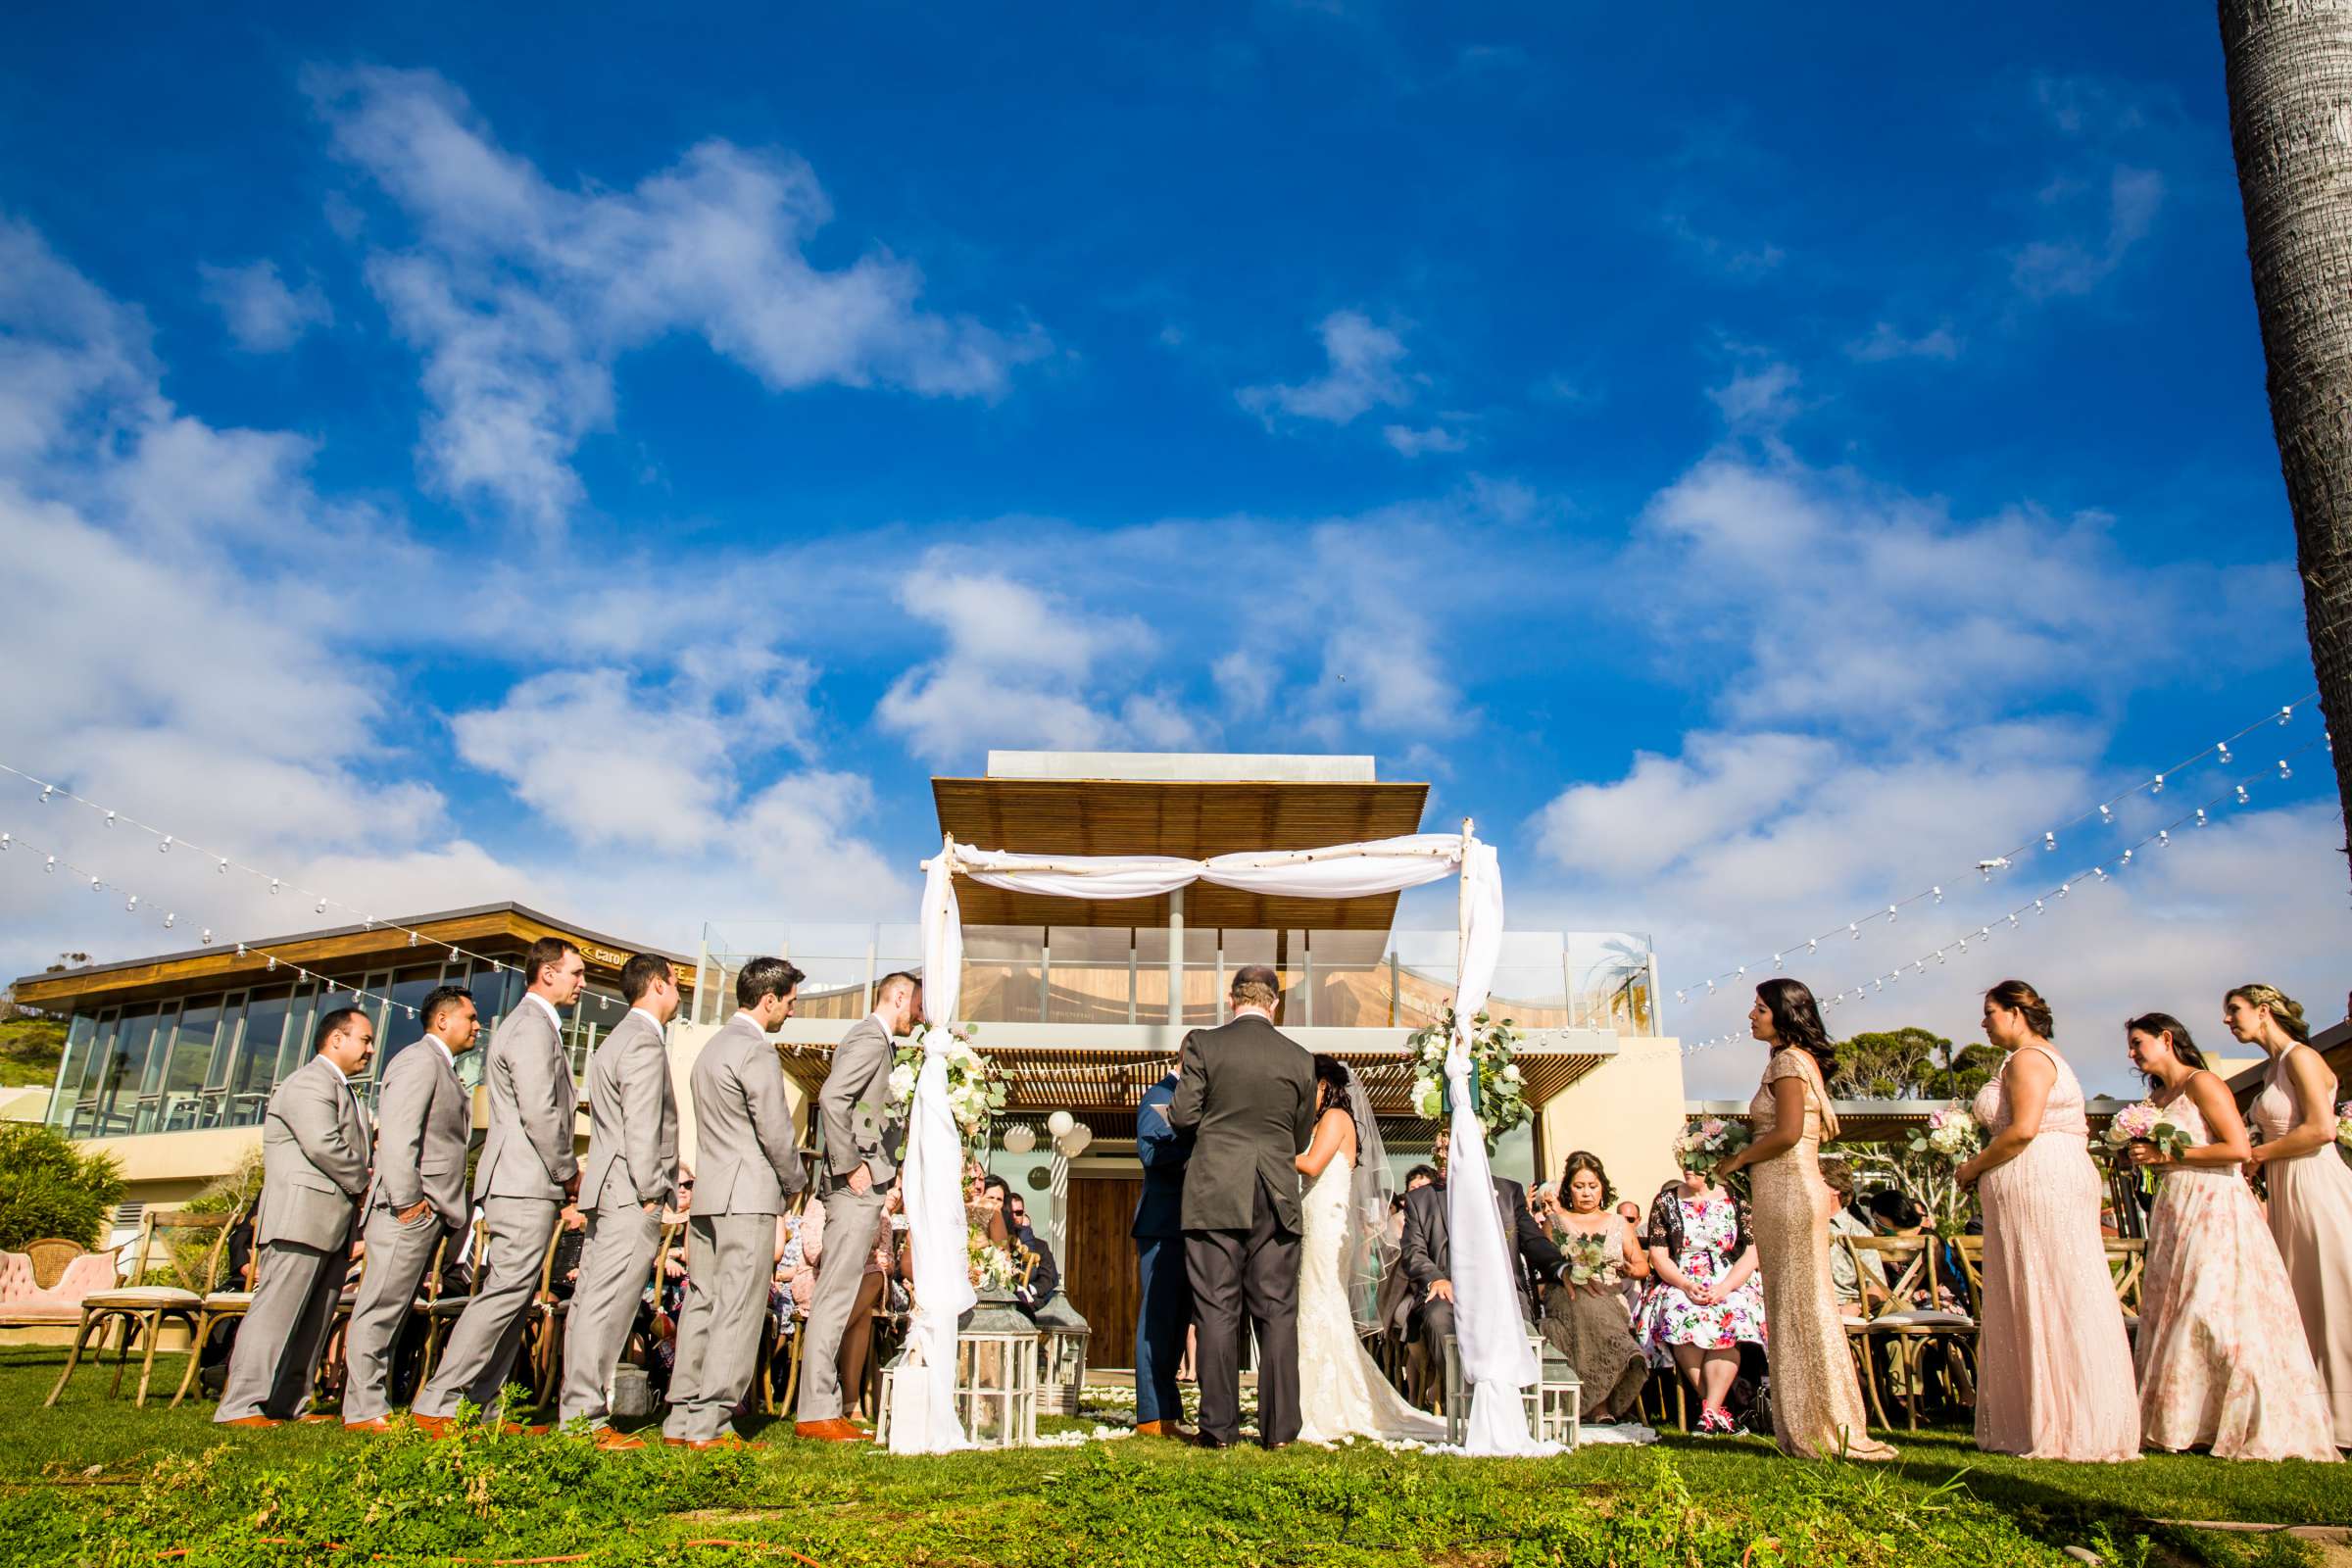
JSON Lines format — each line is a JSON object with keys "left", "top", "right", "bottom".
{"left": 2122, "top": 1012, "right": 2334, "bottom": 1460}
{"left": 1635, "top": 1163, "right": 1766, "bottom": 1433}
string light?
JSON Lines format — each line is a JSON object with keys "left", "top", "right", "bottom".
{"left": 1678, "top": 734, "right": 2331, "bottom": 1055}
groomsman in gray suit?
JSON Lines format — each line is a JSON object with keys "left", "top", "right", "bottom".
{"left": 661, "top": 957, "right": 808, "bottom": 1448}
{"left": 344, "top": 984, "right": 481, "bottom": 1430}
{"left": 216, "top": 1006, "right": 376, "bottom": 1426}
{"left": 559, "top": 953, "right": 682, "bottom": 1448}
{"left": 414, "top": 937, "right": 584, "bottom": 1432}
{"left": 795, "top": 969, "right": 917, "bottom": 1442}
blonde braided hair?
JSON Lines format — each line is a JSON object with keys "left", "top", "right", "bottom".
{"left": 2228, "top": 982, "right": 2310, "bottom": 1044}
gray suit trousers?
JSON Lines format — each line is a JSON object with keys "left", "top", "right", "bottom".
{"left": 414, "top": 1196, "right": 559, "bottom": 1421}
{"left": 559, "top": 1201, "right": 662, "bottom": 1428}
{"left": 661, "top": 1212, "right": 774, "bottom": 1442}
{"left": 799, "top": 1186, "right": 887, "bottom": 1423}
{"left": 215, "top": 1239, "right": 344, "bottom": 1423}
{"left": 342, "top": 1206, "right": 449, "bottom": 1423}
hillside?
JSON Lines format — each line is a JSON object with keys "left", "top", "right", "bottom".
{"left": 0, "top": 1016, "right": 67, "bottom": 1088}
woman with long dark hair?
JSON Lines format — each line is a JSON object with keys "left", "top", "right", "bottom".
{"left": 1537, "top": 1151, "right": 1651, "bottom": 1424}
{"left": 2233, "top": 983, "right": 2352, "bottom": 1446}
{"left": 1716, "top": 978, "right": 1893, "bottom": 1460}
{"left": 2123, "top": 1013, "right": 2333, "bottom": 1459}
{"left": 1954, "top": 979, "right": 2138, "bottom": 1460}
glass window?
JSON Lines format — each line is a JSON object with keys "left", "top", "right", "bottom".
{"left": 467, "top": 960, "right": 518, "bottom": 1036}
{"left": 92, "top": 1004, "right": 160, "bottom": 1137}
{"left": 374, "top": 966, "right": 441, "bottom": 1073}
{"left": 46, "top": 1015, "right": 96, "bottom": 1129}
{"left": 228, "top": 988, "right": 293, "bottom": 1127}
{"left": 66, "top": 1011, "right": 116, "bottom": 1135}
{"left": 276, "top": 983, "right": 319, "bottom": 1084}
{"left": 154, "top": 998, "right": 221, "bottom": 1132}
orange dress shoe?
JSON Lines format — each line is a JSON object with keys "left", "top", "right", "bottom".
{"left": 793, "top": 1419, "right": 869, "bottom": 1442}
{"left": 589, "top": 1428, "right": 647, "bottom": 1451}
{"left": 343, "top": 1418, "right": 396, "bottom": 1434}
{"left": 408, "top": 1414, "right": 458, "bottom": 1438}
{"left": 219, "top": 1415, "right": 282, "bottom": 1428}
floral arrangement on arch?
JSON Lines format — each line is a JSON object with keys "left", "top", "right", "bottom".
{"left": 1405, "top": 1008, "right": 1530, "bottom": 1138}
{"left": 889, "top": 1022, "right": 1007, "bottom": 1153}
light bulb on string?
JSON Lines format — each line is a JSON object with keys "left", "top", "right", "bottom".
{"left": 315, "top": 899, "right": 326, "bottom": 914}
{"left": 270, "top": 878, "right": 280, "bottom": 895}
{"left": 159, "top": 837, "right": 171, "bottom": 854}
{"left": 235, "top": 944, "right": 246, "bottom": 956}
{"left": 2098, "top": 804, "right": 2112, "bottom": 822}
{"left": 1935, "top": 949, "right": 1946, "bottom": 964}
{"left": 2218, "top": 742, "right": 2232, "bottom": 763}
{"left": 200, "top": 929, "right": 213, "bottom": 946}
{"left": 2120, "top": 849, "right": 2132, "bottom": 866}
{"left": 88, "top": 876, "right": 99, "bottom": 892}
{"left": 103, "top": 810, "right": 115, "bottom": 827}
{"left": 408, "top": 931, "right": 418, "bottom": 948}
{"left": 2058, "top": 883, "right": 2070, "bottom": 899}
{"left": 2151, "top": 773, "right": 2165, "bottom": 795}
{"left": 266, "top": 956, "right": 277, "bottom": 971}
{"left": 38, "top": 785, "right": 52, "bottom": 803}
{"left": 124, "top": 895, "right": 137, "bottom": 911}
{"left": 1886, "top": 905, "right": 1897, "bottom": 922}
{"left": 2158, "top": 830, "right": 2170, "bottom": 847}
{"left": 2281, "top": 706, "right": 2295, "bottom": 724}
{"left": 0, "top": 834, "right": 9, "bottom": 851}
{"left": 2092, "top": 866, "right": 2108, "bottom": 881}
{"left": 165, "top": 913, "right": 175, "bottom": 929}
{"left": 1932, "top": 886, "right": 1943, "bottom": 904}
{"left": 2236, "top": 785, "right": 2250, "bottom": 805}
{"left": 2279, "top": 760, "right": 2293, "bottom": 780}
{"left": 2195, "top": 808, "right": 2208, "bottom": 827}
{"left": 43, "top": 857, "right": 54, "bottom": 873}
{"left": 2044, "top": 832, "right": 2056, "bottom": 852}
{"left": 217, "top": 858, "right": 227, "bottom": 873}
{"left": 1848, "top": 922, "right": 1860, "bottom": 940}
{"left": 2007, "top": 912, "right": 2020, "bottom": 927}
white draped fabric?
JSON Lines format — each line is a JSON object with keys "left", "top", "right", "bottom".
{"left": 888, "top": 855, "right": 976, "bottom": 1454}
{"left": 903, "top": 827, "right": 1530, "bottom": 1453}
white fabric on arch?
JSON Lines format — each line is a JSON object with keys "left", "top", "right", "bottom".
{"left": 889, "top": 850, "right": 975, "bottom": 1455}
{"left": 948, "top": 833, "right": 1469, "bottom": 905}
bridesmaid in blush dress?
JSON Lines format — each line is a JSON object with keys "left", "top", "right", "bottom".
{"left": 1955, "top": 979, "right": 2139, "bottom": 1461}
{"left": 1716, "top": 979, "right": 1894, "bottom": 1461}
{"left": 2122, "top": 1013, "right": 2334, "bottom": 1460}
{"left": 2233, "top": 983, "right": 2352, "bottom": 1448}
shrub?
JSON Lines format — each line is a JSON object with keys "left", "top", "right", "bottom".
{"left": 0, "top": 1122, "right": 125, "bottom": 1250}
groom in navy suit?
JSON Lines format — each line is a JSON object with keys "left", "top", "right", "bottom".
{"left": 1130, "top": 1061, "right": 1194, "bottom": 1438}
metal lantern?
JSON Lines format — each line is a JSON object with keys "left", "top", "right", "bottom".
{"left": 1030, "top": 1295, "right": 1093, "bottom": 1416}
{"left": 956, "top": 1290, "right": 1042, "bottom": 1447}
{"left": 1536, "top": 1345, "right": 1583, "bottom": 1449}
{"left": 1442, "top": 1330, "right": 1572, "bottom": 1447}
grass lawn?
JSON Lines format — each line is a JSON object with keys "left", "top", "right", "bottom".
{"left": 2, "top": 1347, "right": 2347, "bottom": 1567}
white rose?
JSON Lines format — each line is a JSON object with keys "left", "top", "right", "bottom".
{"left": 888, "top": 1063, "right": 917, "bottom": 1102}
{"left": 1502, "top": 1063, "right": 1523, "bottom": 1084}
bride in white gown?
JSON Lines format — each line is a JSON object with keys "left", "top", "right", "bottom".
{"left": 1294, "top": 1054, "right": 1448, "bottom": 1445}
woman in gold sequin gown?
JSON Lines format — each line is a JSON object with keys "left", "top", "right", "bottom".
{"left": 1717, "top": 979, "right": 1895, "bottom": 1461}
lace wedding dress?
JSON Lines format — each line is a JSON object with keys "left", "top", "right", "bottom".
{"left": 1296, "top": 1152, "right": 1447, "bottom": 1445}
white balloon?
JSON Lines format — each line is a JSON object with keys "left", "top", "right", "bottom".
{"left": 1057, "top": 1124, "right": 1094, "bottom": 1157}
{"left": 1046, "top": 1110, "right": 1075, "bottom": 1139}
{"left": 1001, "top": 1123, "right": 1037, "bottom": 1154}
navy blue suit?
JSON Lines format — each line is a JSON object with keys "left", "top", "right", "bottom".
{"left": 1132, "top": 1069, "right": 1194, "bottom": 1426}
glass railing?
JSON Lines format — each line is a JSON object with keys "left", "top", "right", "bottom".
{"left": 694, "top": 923, "right": 1657, "bottom": 1035}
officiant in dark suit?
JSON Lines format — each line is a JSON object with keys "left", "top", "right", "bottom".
{"left": 1168, "top": 965, "right": 1316, "bottom": 1449}
{"left": 1130, "top": 1060, "right": 1193, "bottom": 1438}
{"left": 1398, "top": 1126, "right": 1564, "bottom": 1376}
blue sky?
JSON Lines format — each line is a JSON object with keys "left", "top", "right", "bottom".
{"left": 1, "top": 3, "right": 2342, "bottom": 1094}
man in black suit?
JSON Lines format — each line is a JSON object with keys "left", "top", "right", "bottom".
{"left": 1129, "top": 1061, "right": 1193, "bottom": 1439}
{"left": 1398, "top": 1128, "right": 1564, "bottom": 1380}
{"left": 1168, "top": 965, "right": 1316, "bottom": 1449}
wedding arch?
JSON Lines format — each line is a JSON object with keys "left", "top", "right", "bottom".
{"left": 890, "top": 825, "right": 1554, "bottom": 1456}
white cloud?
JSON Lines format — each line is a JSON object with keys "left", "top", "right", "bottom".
{"left": 308, "top": 66, "right": 1045, "bottom": 530}
{"left": 1383, "top": 422, "right": 1466, "bottom": 458}
{"left": 1844, "top": 321, "right": 1961, "bottom": 363}
{"left": 2014, "top": 165, "right": 2166, "bottom": 299}
{"left": 1662, "top": 212, "right": 1785, "bottom": 277}
{"left": 1706, "top": 361, "right": 1802, "bottom": 429}
{"left": 197, "top": 260, "right": 332, "bottom": 353}
{"left": 1212, "top": 650, "right": 1277, "bottom": 717}
{"left": 1239, "top": 310, "right": 1415, "bottom": 427}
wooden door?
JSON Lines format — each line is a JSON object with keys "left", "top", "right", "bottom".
{"left": 1064, "top": 1176, "right": 1144, "bottom": 1367}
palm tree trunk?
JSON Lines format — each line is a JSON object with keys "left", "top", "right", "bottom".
{"left": 2220, "top": 0, "right": 2352, "bottom": 880}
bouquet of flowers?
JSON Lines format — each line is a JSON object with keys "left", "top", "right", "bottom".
{"left": 1908, "top": 1106, "right": 1984, "bottom": 1164}
{"left": 1404, "top": 1008, "right": 1531, "bottom": 1139}
{"left": 2336, "top": 1101, "right": 2352, "bottom": 1155}
{"left": 2105, "top": 1101, "right": 2192, "bottom": 1192}
{"left": 1673, "top": 1115, "right": 1752, "bottom": 1177}
{"left": 1562, "top": 1231, "right": 1619, "bottom": 1289}
{"left": 890, "top": 1023, "right": 1007, "bottom": 1152}
{"left": 968, "top": 1223, "right": 1021, "bottom": 1294}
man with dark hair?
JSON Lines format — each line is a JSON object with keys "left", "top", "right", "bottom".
{"left": 414, "top": 939, "right": 584, "bottom": 1432}
{"left": 562, "top": 954, "right": 682, "bottom": 1447}
{"left": 797, "top": 968, "right": 919, "bottom": 1441}
{"left": 1398, "top": 1126, "right": 1565, "bottom": 1387}
{"left": 1169, "top": 964, "right": 1316, "bottom": 1449}
{"left": 1403, "top": 1165, "right": 1439, "bottom": 1192}
{"left": 1130, "top": 1057, "right": 1193, "bottom": 1439}
{"left": 662, "top": 957, "right": 808, "bottom": 1447}
{"left": 216, "top": 1007, "right": 374, "bottom": 1426}
{"left": 345, "top": 985, "right": 480, "bottom": 1430}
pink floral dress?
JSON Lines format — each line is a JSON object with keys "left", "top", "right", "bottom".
{"left": 1634, "top": 1192, "right": 1766, "bottom": 1363}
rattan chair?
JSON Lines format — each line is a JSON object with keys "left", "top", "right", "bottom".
{"left": 416, "top": 1217, "right": 488, "bottom": 1386}
{"left": 1837, "top": 1234, "right": 1974, "bottom": 1430}
{"left": 47, "top": 1210, "right": 233, "bottom": 1407}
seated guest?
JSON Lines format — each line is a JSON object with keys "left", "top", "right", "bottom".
{"left": 1005, "top": 1193, "right": 1060, "bottom": 1313}
{"left": 1398, "top": 1128, "right": 1564, "bottom": 1399}
{"left": 1633, "top": 1158, "right": 1765, "bottom": 1435}
{"left": 1820, "top": 1157, "right": 1887, "bottom": 1312}
{"left": 1538, "top": 1152, "right": 1651, "bottom": 1423}
{"left": 216, "top": 1007, "right": 376, "bottom": 1427}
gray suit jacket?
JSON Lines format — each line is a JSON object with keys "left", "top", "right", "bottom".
{"left": 370, "top": 1037, "right": 471, "bottom": 1225}
{"left": 256, "top": 1053, "right": 373, "bottom": 1250}
{"left": 474, "top": 998, "right": 580, "bottom": 1201}
{"left": 817, "top": 1015, "right": 902, "bottom": 1184}
{"left": 689, "top": 1014, "right": 807, "bottom": 1215}
{"left": 1399, "top": 1176, "right": 1566, "bottom": 1316}
{"left": 1168, "top": 1013, "right": 1316, "bottom": 1234}
{"left": 581, "top": 1010, "right": 679, "bottom": 1210}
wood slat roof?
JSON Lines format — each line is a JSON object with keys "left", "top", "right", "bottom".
{"left": 931, "top": 775, "right": 1432, "bottom": 929}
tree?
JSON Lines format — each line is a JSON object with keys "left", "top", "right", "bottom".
{"left": 1829, "top": 1026, "right": 2002, "bottom": 1101}
{"left": 0, "top": 1122, "right": 124, "bottom": 1251}
{"left": 2220, "top": 2, "right": 2352, "bottom": 877}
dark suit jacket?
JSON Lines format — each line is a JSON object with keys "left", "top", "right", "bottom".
{"left": 1399, "top": 1176, "right": 1564, "bottom": 1316}
{"left": 1132, "top": 1070, "right": 1192, "bottom": 1240}
{"left": 1167, "top": 1013, "right": 1316, "bottom": 1234}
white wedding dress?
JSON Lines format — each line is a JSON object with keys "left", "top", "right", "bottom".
{"left": 1296, "top": 1152, "right": 1448, "bottom": 1445}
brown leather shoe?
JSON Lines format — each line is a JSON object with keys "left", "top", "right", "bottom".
{"left": 589, "top": 1428, "right": 646, "bottom": 1451}
{"left": 218, "top": 1414, "right": 281, "bottom": 1428}
{"left": 1134, "top": 1420, "right": 1197, "bottom": 1441}
{"left": 793, "top": 1418, "right": 860, "bottom": 1442}
{"left": 408, "top": 1414, "right": 458, "bottom": 1438}
{"left": 343, "top": 1417, "right": 396, "bottom": 1434}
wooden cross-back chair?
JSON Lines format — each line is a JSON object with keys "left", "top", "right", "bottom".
{"left": 2104, "top": 1236, "right": 2145, "bottom": 1342}
{"left": 47, "top": 1210, "right": 232, "bottom": 1408}
{"left": 765, "top": 1187, "right": 812, "bottom": 1418}
{"left": 416, "top": 1216, "right": 489, "bottom": 1387}
{"left": 527, "top": 1217, "right": 579, "bottom": 1414}
{"left": 1837, "top": 1234, "right": 1975, "bottom": 1430}
{"left": 170, "top": 1209, "right": 258, "bottom": 1408}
